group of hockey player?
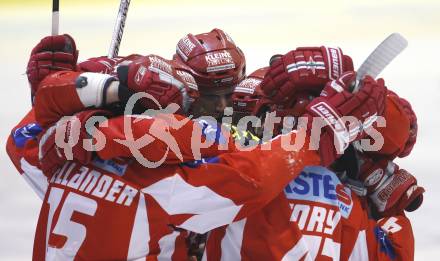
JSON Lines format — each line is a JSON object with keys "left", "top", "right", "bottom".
{"left": 6, "top": 28, "right": 425, "bottom": 260}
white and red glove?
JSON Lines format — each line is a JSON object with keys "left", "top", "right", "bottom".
{"left": 38, "top": 109, "right": 111, "bottom": 175}
{"left": 303, "top": 71, "right": 387, "bottom": 166}
{"left": 358, "top": 155, "right": 425, "bottom": 217}
{"left": 262, "top": 46, "right": 353, "bottom": 103}
{"left": 26, "top": 34, "right": 78, "bottom": 99}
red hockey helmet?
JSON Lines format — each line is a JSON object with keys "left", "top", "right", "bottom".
{"left": 173, "top": 28, "right": 246, "bottom": 94}
{"left": 232, "top": 67, "right": 267, "bottom": 121}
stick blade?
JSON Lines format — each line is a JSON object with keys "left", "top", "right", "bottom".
{"left": 356, "top": 33, "right": 408, "bottom": 82}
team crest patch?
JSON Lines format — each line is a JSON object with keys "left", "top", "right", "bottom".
{"left": 12, "top": 123, "right": 43, "bottom": 148}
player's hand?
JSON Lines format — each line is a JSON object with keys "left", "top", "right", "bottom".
{"left": 26, "top": 34, "right": 78, "bottom": 98}
{"left": 358, "top": 156, "right": 425, "bottom": 217}
{"left": 303, "top": 71, "right": 387, "bottom": 166}
{"left": 78, "top": 56, "right": 121, "bottom": 74}
{"left": 261, "top": 46, "right": 353, "bottom": 103}
{"left": 117, "top": 55, "right": 190, "bottom": 113}
{"left": 38, "top": 109, "right": 111, "bottom": 175}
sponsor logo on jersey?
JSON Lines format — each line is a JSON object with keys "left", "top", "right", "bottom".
{"left": 284, "top": 166, "right": 353, "bottom": 218}
{"left": 92, "top": 157, "right": 129, "bottom": 177}
{"left": 12, "top": 123, "right": 43, "bottom": 148}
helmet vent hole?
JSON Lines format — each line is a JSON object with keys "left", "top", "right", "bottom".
{"left": 216, "top": 36, "right": 222, "bottom": 41}
{"left": 198, "top": 39, "right": 204, "bottom": 45}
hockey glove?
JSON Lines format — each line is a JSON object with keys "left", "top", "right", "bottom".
{"left": 27, "top": 34, "right": 79, "bottom": 99}
{"left": 358, "top": 156, "right": 424, "bottom": 217}
{"left": 261, "top": 46, "right": 353, "bottom": 103}
{"left": 38, "top": 109, "right": 112, "bottom": 175}
{"left": 391, "top": 93, "right": 418, "bottom": 158}
{"left": 303, "top": 71, "right": 387, "bottom": 166}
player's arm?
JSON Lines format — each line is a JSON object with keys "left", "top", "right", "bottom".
{"left": 5, "top": 109, "right": 48, "bottom": 199}
{"left": 143, "top": 128, "right": 320, "bottom": 234}
{"left": 38, "top": 112, "right": 233, "bottom": 174}
{"left": 345, "top": 93, "right": 424, "bottom": 218}
{"left": 366, "top": 215, "right": 414, "bottom": 261}
{"left": 34, "top": 54, "right": 190, "bottom": 128}
{"left": 95, "top": 114, "right": 233, "bottom": 163}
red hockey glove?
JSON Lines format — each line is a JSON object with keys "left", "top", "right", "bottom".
{"left": 358, "top": 156, "right": 425, "bottom": 217}
{"left": 393, "top": 95, "right": 417, "bottom": 158}
{"left": 262, "top": 46, "right": 353, "bottom": 103}
{"left": 365, "top": 90, "right": 417, "bottom": 160}
{"left": 27, "top": 34, "right": 79, "bottom": 98}
{"left": 303, "top": 71, "right": 387, "bottom": 166}
{"left": 38, "top": 109, "right": 112, "bottom": 175}
{"left": 78, "top": 56, "right": 121, "bottom": 74}
{"left": 117, "top": 55, "right": 191, "bottom": 114}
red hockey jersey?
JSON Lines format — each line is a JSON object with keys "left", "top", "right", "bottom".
{"left": 203, "top": 166, "right": 414, "bottom": 260}
{"left": 29, "top": 115, "right": 319, "bottom": 260}
{"left": 6, "top": 108, "right": 47, "bottom": 199}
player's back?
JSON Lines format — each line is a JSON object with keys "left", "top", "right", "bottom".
{"left": 34, "top": 158, "right": 190, "bottom": 261}
{"left": 204, "top": 166, "right": 413, "bottom": 261}
{"left": 33, "top": 143, "right": 307, "bottom": 261}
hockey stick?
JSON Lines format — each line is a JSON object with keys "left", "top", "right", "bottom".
{"left": 52, "top": 0, "right": 59, "bottom": 35}
{"left": 350, "top": 33, "right": 408, "bottom": 167}
{"left": 108, "top": 0, "right": 131, "bottom": 58}
{"left": 352, "top": 33, "right": 408, "bottom": 92}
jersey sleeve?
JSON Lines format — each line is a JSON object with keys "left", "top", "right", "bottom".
{"left": 94, "top": 114, "right": 235, "bottom": 164}
{"left": 6, "top": 108, "right": 48, "bottom": 199}
{"left": 367, "top": 215, "right": 414, "bottom": 261}
{"left": 140, "top": 129, "right": 320, "bottom": 234}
